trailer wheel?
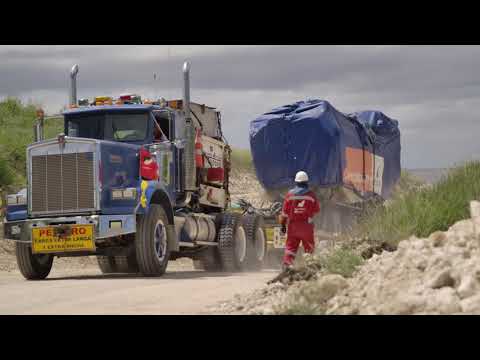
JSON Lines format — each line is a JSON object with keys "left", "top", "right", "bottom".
{"left": 243, "top": 214, "right": 267, "bottom": 270}
{"left": 217, "top": 212, "right": 247, "bottom": 272}
{"left": 15, "top": 242, "right": 53, "bottom": 280}
{"left": 96, "top": 256, "right": 116, "bottom": 274}
{"left": 135, "top": 204, "right": 171, "bottom": 276}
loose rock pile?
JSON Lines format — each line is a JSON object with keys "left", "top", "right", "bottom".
{"left": 211, "top": 248, "right": 340, "bottom": 315}
{"left": 326, "top": 216, "right": 480, "bottom": 315}
{"left": 213, "top": 201, "right": 480, "bottom": 315}
{"left": 229, "top": 168, "right": 270, "bottom": 207}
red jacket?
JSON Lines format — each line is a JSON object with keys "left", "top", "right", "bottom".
{"left": 280, "top": 189, "right": 320, "bottom": 225}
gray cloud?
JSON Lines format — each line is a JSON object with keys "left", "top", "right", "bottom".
{"left": 1, "top": 45, "right": 480, "bottom": 169}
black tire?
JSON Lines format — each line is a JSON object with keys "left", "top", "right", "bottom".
{"left": 192, "top": 260, "right": 204, "bottom": 270}
{"left": 96, "top": 256, "right": 116, "bottom": 274}
{"left": 15, "top": 242, "right": 53, "bottom": 280}
{"left": 217, "top": 212, "right": 247, "bottom": 272}
{"left": 114, "top": 254, "right": 139, "bottom": 273}
{"left": 193, "top": 247, "right": 222, "bottom": 271}
{"left": 135, "top": 204, "right": 171, "bottom": 276}
{"left": 243, "top": 214, "right": 267, "bottom": 271}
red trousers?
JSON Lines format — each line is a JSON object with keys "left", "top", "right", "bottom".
{"left": 283, "top": 222, "right": 315, "bottom": 266}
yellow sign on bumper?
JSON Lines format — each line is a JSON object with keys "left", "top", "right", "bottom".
{"left": 32, "top": 225, "right": 95, "bottom": 254}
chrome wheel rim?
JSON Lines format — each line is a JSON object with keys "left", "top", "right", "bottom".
{"left": 235, "top": 226, "right": 247, "bottom": 263}
{"left": 255, "top": 227, "right": 266, "bottom": 261}
{"left": 154, "top": 220, "right": 167, "bottom": 262}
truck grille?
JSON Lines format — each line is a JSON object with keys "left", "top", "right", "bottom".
{"left": 31, "top": 152, "right": 95, "bottom": 214}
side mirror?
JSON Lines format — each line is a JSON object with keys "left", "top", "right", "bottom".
{"left": 139, "top": 148, "right": 159, "bottom": 181}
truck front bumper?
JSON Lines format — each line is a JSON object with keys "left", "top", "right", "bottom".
{"left": 3, "top": 214, "right": 136, "bottom": 243}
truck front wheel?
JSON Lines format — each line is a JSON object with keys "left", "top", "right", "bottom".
{"left": 96, "top": 256, "right": 116, "bottom": 274}
{"left": 135, "top": 204, "right": 171, "bottom": 276}
{"left": 15, "top": 242, "right": 53, "bottom": 280}
{"left": 114, "top": 254, "right": 139, "bottom": 273}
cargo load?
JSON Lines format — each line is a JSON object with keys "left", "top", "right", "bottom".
{"left": 249, "top": 99, "right": 401, "bottom": 204}
{"left": 348, "top": 110, "right": 401, "bottom": 199}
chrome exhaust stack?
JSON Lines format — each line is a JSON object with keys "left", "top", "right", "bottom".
{"left": 183, "top": 61, "right": 197, "bottom": 192}
{"left": 69, "top": 64, "right": 79, "bottom": 106}
{"left": 33, "top": 109, "right": 45, "bottom": 142}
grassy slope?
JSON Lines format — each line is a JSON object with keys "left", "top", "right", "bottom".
{"left": 0, "top": 98, "right": 62, "bottom": 194}
{"left": 230, "top": 147, "right": 253, "bottom": 171}
{"left": 273, "top": 163, "right": 480, "bottom": 314}
{"left": 354, "top": 162, "right": 480, "bottom": 246}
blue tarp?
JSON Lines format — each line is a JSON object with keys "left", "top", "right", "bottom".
{"left": 249, "top": 99, "right": 401, "bottom": 200}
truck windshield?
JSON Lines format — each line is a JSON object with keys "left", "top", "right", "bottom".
{"left": 65, "top": 112, "right": 149, "bottom": 142}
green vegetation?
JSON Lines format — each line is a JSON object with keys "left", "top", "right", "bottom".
{"left": 318, "top": 248, "right": 364, "bottom": 278}
{"left": 0, "top": 98, "right": 62, "bottom": 193}
{"left": 230, "top": 147, "right": 253, "bottom": 170}
{"left": 355, "top": 161, "right": 480, "bottom": 246}
{"left": 272, "top": 249, "right": 363, "bottom": 315}
{"left": 273, "top": 285, "right": 328, "bottom": 315}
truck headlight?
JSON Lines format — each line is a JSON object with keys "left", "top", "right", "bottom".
{"left": 111, "top": 188, "right": 137, "bottom": 200}
{"left": 7, "top": 194, "right": 27, "bottom": 206}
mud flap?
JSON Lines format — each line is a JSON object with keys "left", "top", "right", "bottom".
{"left": 166, "top": 224, "right": 179, "bottom": 252}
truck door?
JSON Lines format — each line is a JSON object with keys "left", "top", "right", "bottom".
{"left": 150, "top": 111, "right": 176, "bottom": 200}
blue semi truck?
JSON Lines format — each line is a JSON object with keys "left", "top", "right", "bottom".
{"left": 2, "top": 62, "right": 267, "bottom": 280}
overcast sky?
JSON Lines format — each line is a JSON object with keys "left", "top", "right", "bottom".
{"left": 1, "top": 45, "right": 479, "bottom": 169}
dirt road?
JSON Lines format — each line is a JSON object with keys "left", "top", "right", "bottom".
{"left": 0, "top": 263, "right": 275, "bottom": 315}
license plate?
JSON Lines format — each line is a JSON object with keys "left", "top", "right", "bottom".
{"left": 32, "top": 225, "right": 95, "bottom": 254}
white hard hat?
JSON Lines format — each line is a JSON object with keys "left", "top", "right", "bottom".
{"left": 295, "top": 171, "right": 309, "bottom": 183}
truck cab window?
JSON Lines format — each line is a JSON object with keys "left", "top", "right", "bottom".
{"left": 153, "top": 111, "right": 171, "bottom": 141}
{"left": 104, "top": 113, "right": 148, "bottom": 142}
{"left": 65, "top": 112, "right": 149, "bottom": 142}
{"left": 66, "top": 114, "right": 103, "bottom": 139}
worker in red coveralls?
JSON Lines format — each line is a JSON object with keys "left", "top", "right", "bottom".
{"left": 279, "top": 171, "right": 320, "bottom": 271}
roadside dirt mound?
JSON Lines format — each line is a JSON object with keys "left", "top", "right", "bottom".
{"left": 213, "top": 201, "right": 480, "bottom": 315}
{"left": 210, "top": 243, "right": 337, "bottom": 314}
{"left": 229, "top": 168, "right": 270, "bottom": 207}
{"left": 0, "top": 238, "right": 17, "bottom": 272}
{"left": 327, "top": 216, "right": 480, "bottom": 314}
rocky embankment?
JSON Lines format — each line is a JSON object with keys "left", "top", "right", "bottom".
{"left": 212, "top": 201, "right": 480, "bottom": 315}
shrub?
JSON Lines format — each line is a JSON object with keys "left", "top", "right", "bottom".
{"left": 319, "top": 248, "right": 364, "bottom": 278}
{"left": 355, "top": 161, "right": 480, "bottom": 246}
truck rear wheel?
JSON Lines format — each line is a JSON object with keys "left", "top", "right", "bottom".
{"left": 135, "top": 204, "right": 171, "bottom": 276}
{"left": 217, "top": 212, "right": 247, "bottom": 272}
{"left": 96, "top": 256, "right": 116, "bottom": 274}
{"left": 243, "top": 214, "right": 267, "bottom": 270}
{"left": 15, "top": 242, "right": 53, "bottom": 280}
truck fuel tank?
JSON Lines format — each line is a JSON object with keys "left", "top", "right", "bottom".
{"left": 174, "top": 213, "right": 216, "bottom": 244}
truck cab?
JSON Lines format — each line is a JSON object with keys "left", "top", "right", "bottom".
{"left": 3, "top": 62, "right": 267, "bottom": 280}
